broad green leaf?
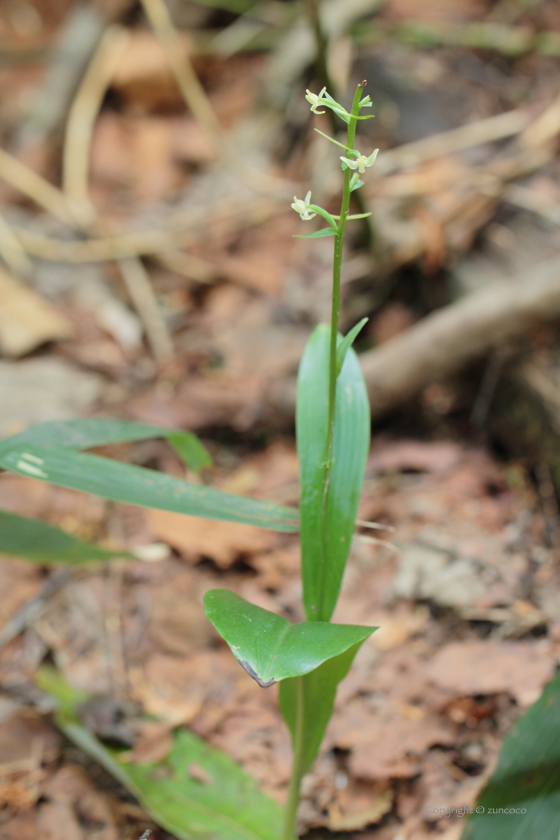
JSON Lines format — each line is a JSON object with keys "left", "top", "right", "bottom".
{"left": 297, "top": 324, "right": 370, "bottom": 621}
{"left": 336, "top": 317, "right": 368, "bottom": 377}
{"left": 279, "top": 642, "right": 368, "bottom": 774}
{"left": 462, "top": 670, "right": 560, "bottom": 840}
{"left": 204, "top": 590, "right": 374, "bottom": 687}
{"left": 37, "top": 667, "right": 282, "bottom": 840}
{"left": 0, "top": 509, "right": 129, "bottom": 564}
{"left": 294, "top": 228, "right": 336, "bottom": 239}
{"left": 0, "top": 418, "right": 212, "bottom": 473}
{"left": 0, "top": 446, "right": 299, "bottom": 533}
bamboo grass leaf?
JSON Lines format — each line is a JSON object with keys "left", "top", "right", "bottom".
{"left": 0, "top": 509, "right": 130, "bottom": 564}
{"left": 37, "top": 667, "right": 282, "bottom": 840}
{"left": 204, "top": 590, "right": 374, "bottom": 686}
{"left": 0, "top": 446, "right": 299, "bottom": 532}
{"left": 462, "top": 670, "right": 560, "bottom": 840}
{"left": 0, "top": 418, "right": 213, "bottom": 473}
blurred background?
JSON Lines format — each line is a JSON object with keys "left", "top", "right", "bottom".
{"left": 1, "top": 0, "right": 560, "bottom": 838}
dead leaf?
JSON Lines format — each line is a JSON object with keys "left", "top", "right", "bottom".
{"left": 427, "top": 640, "right": 556, "bottom": 704}
{"left": 146, "top": 509, "right": 277, "bottom": 568}
{"left": 328, "top": 787, "right": 393, "bottom": 831}
{"left": 0, "top": 268, "right": 72, "bottom": 357}
{"left": 127, "top": 720, "right": 173, "bottom": 764}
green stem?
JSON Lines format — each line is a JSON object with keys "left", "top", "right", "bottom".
{"left": 281, "top": 676, "right": 306, "bottom": 840}
{"left": 314, "top": 82, "right": 364, "bottom": 623}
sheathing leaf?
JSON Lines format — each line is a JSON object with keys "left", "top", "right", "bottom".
{"left": 297, "top": 324, "right": 370, "bottom": 621}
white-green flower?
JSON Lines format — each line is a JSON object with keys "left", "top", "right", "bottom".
{"left": 305, "top": 87, "right": 327, "bottom": 114}
{"left": 340, "top": 149, "right": 379, "bottom": 174}
{"left": 291, "top": 190, "right": 316, "bottom": 221}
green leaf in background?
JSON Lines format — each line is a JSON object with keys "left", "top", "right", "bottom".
{"left": 37, "top": 667, "right": 282, "bottom": 840}
{"left": 0, "top": 509, "right": 129, "bottom": 564}
{"left": 462, "top": 670, "right": 560, "bottom": 840}
{"left": 335, "top": 317, "right": 368, "bottom": 377}
{"left": 0, "top": 418, "right": 212, "bottom": 474}
{"left": 279, "top": 642, "right": 368, "bottom": 774}
{"left": 0, "top": 446, "right": 299, "bottom": 532}
{"left": 204, "top": 590, "right": 374, "bottom": 687}
{"left": 167, "top": 432, "right": 213, "bottom": 472}
{"left": 297, "top": 324, "right": 370, "bottom": 621}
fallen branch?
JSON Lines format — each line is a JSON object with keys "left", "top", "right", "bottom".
{"left": 360, "top": 256, "right": 560, "bottom": 419}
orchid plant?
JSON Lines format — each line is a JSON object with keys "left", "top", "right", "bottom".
{"left": 205, "top": 82, "right": 379, "bottom": 839}
{"left": 0, "top": 83, "right": 379, "bottom": 840}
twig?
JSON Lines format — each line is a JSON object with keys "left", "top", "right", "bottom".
{"left": 61, "top": 23, "right": 174, "bottom": 362}
{"left": 359, "top": 255, "right": 560, "bottom": 420}
{"left": 0, "top": 147, "right": 81, "bottom": 227}
{"left": 0, "top": 568, "right": 73, "bottom": 652}
{"left": 16, "top": 5, "right": 105, "bottom": 148}
{"left": 62, "top": 25, "right": 130, "bottom": 214}
{"left": 118, "top": 257, "right": 174, "bottom": 363}
{"left": 374, "top": 107, "right": 531, "bottom": 177}
{"left": 0, "top": 213, "right": 33, "bottom": 277}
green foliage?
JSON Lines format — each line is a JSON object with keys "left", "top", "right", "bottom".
{"left": 336, "top": 318, "right": 369, "bottom": 377}
{"left": 279, "top": 642, "right": 371, "bottom": 774}
{"left": 0, "top": 445, "right": 299, "bottom": 532}
{"left": 204, "top": 590, "right": 374, "bottom": 687}
{"left": 0, "top": 418, "right": 213, "bottom": 474}
{"left": 462, "top": 669, "right": 560, "bottom": 840}
{"left": 297, "top": 324, "right": 370, "bottom": 621}
{"left": 37, "top": 667, "right": 282, "bottom": 840}
{"left": 0, "top": 509, "right": 129, "bottom": 564}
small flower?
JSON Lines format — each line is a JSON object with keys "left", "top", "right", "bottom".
{"left": 340, "top": 149, "right": 379, "bottom": 174}
{"left": 305, "top": 87, "right": 327, "bottom": 114}
{"left": 291, "top": 190, "right": 316, "bottom": 221}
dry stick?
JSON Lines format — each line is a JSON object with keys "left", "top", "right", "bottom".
{"left": 359, "top": 256, "right": 560, "bottom": 420}
{"left": 374, "top": 107, "right": 531, "bottom": 177}
{"left": 0, "top": 568, "right": 74, "bottom": 653}
{"left": 0, "top": 213, "right": 33, "bottom": 277}
{"left": 140, "top": 0, "right": 291, "bottom": 197}
{"left": 0, "top": 147, "right": 81, "bottom": 227}
{"left": 62, "top": 25, "right": 174, "bottom": 363}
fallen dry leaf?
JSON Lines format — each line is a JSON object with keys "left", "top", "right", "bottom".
{"left": 426, "top": 639, "right": 556, "bottom": 705}
{"left": 146, "top": 509, "right": 277, "bottom": 568}
{"left": 0, "top": 268, "right": 72, "bottom": 358}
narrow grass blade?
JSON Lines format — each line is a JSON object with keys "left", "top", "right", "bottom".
{"left": 462, "top": 670, "right": 560, "bottom": 840}
{"left": 204, "top": 590, "right": 374, "bottom": 686}
{"left": 297, "top": 324, "right": 370, "bottom": 621}
{"left": 37, "top": 667, "right": 282, "bottom": 840}
{"left": 336, "top": 318, "right": 368, "bottom": 377}
{"left": 0, "top": 446, "right": 299, "bottom": 532}
{"left": 0, "top": 418, "right": 212, "bottom": 473}
{"left": 0, "top": 509, "right": 129, "bottom": 564}
{"left": 279, "top": 642, "right": 367, "bottom": 773}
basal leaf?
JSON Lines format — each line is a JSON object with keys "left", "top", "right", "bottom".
{"left": 297, "top": 324, "right": 370, "bottom": 621}
{"left": 279, "top": 643, "right": 367, "bottom": 774}
{"left": 204, "top": 590, "right": 374, "bottom": 687}
{"left": 37, "top": 667, "right": 282, "bottom": 840}
{"left": 0, "top": 509, "right": 129, "bottom": 564}
{"left": 462, "top": 670, "right": 560, "bottom": 840}
{"left": 0, "top": 446, "right": 299, "bottom": 533}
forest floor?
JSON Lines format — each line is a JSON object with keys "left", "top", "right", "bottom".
{"left": 2, "top": 0, "right": 560, "bottom": 838}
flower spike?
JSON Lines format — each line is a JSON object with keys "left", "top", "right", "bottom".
{"left": 291, "top": 190, "right": 317, "bottom": 221}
